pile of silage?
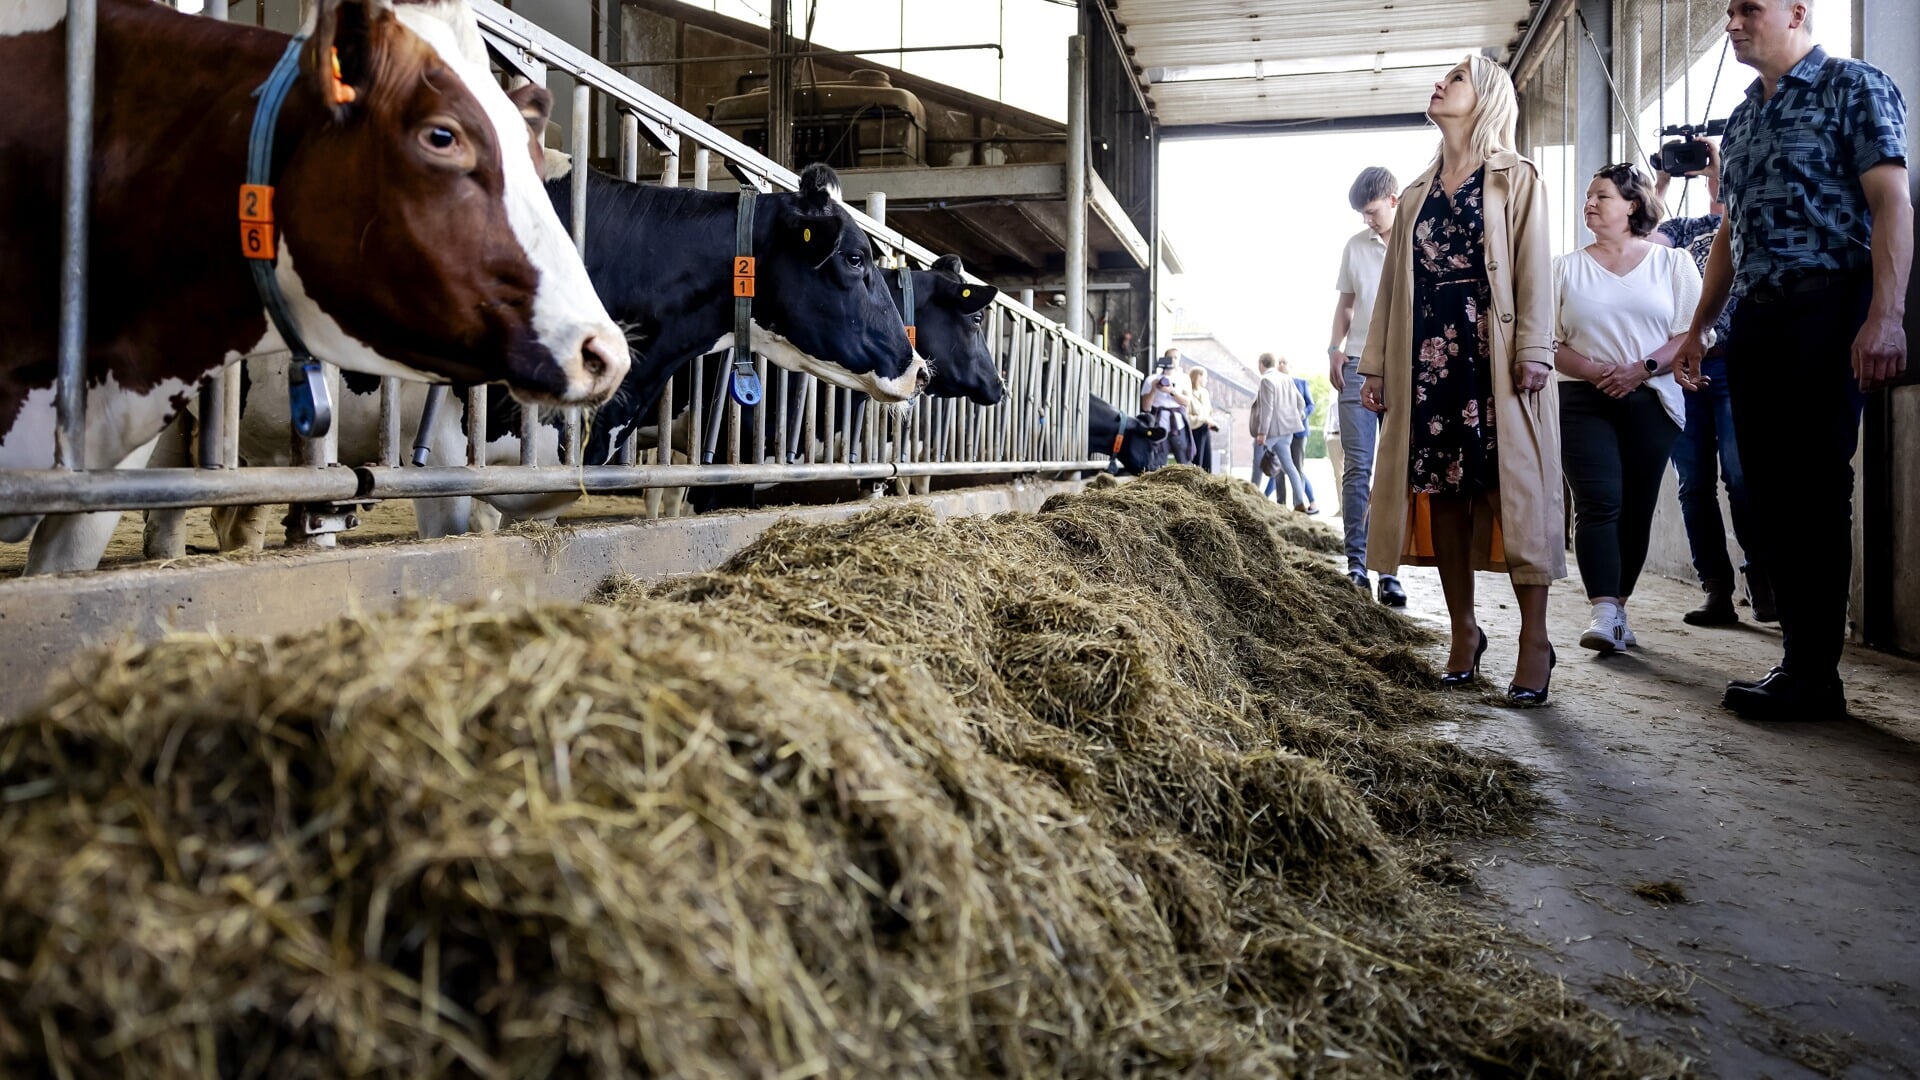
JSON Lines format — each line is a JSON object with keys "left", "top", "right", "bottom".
{"left": 0, "top": 467, "right": 1684, "bottom": 1078}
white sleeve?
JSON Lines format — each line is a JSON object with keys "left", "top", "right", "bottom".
{"left": 1334, "top": 241, "right": 1355, "bottom": 293}
{"left": 1552, "top": 254, "right": 1570, "bottom": 345}
{"left": 1667, "top": 247, "right": 1703, "bottom": 337}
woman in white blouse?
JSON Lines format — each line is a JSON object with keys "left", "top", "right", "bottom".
{"left": 1554, "top": 163, "right": 1702, "bottom": 655}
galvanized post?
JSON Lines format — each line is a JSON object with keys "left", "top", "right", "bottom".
{"left": 55, "top": 0, "right": 98, "bottom": 471}
{"left": 568, "top": 81, "right": 590, "bottom": 474}
{"left": 197, "top": 375, "right": 225, "bottom": 470}
{"left": 1065, "top": 34, "right": 1088, "bottom": 338}
{"left": 466, "top": 385, "right": 488, "bottom": 468}
{"left": 221, "top": 363, "right": 240, "bottom": 468}
{"left": 693, "top": 147, "right": 710, "bottom": 190}
{"left": 379, "top": 377, "right": 402, "bottom": 468}
{"left": 660, "top": 143, "right": 680, "bottom": 187}
{"left": 619, "top": 110, "right": 639, "bottom": 183}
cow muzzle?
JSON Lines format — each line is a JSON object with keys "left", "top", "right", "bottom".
{"left": 864, "top": 354, "right": 929, "bottom": 404}
{"left": 538, "top": 322, "right": 631, "bottom": 407}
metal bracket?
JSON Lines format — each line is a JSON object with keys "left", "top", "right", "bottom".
{"left": 284, "top": 500, "right": 374, "bottom": 541}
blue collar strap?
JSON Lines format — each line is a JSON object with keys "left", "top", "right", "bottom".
{"left": 898, "top": 266, "right": 916, "bottom": 350}
{"left": 241, "top": 32, "right": 332, "bottom": 439}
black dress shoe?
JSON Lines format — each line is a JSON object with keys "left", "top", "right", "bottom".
{"left": 1347, "top": 570, "right": 1370, "bottom": 591}
{"left": 1507, "top": 646, "right": 1557, "bottom": 707}
{"left": 1683, "top": 595, "right": 1739, "bottom": 626}
{"left": 1723, "top": 670, "right": 1846, "bottom": 721}
{"left": 1440, "top": 627, "right": 1489, "bottom": 688}
{"left": 1377, "top": 577, "right": 1407, "bottom": 608}
{"left": 1727, "top": 666, "right": 1785, "bottom": 691}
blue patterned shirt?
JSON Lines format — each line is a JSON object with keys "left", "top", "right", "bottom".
{"left": 1720, "top": 46, "right": 1908, "bottom": 297}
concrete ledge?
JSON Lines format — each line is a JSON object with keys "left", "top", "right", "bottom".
{"left": 0, "top": 480, "right": 1082, "bottom": 720}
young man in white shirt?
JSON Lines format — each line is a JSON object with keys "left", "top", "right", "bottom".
{"left": 1326, "top": 167, "right": 1406, "bottom": 607}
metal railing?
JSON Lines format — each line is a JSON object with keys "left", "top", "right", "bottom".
{"left": 1, "top": 0, "right": 1140, "bottom": 547}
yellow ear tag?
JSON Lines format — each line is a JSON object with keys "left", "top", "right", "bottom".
{"left": 962, "top": 288, "right": 972, "bottom": 297}
{"left": 803, "top": 227, "right": 812, "bottom": 242}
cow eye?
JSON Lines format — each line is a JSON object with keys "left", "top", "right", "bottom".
{"left": 417, "top": 121, "right": 465, "bottom": 157}
{"left": 844, "top": 251, "right": 864, "bottom": 269}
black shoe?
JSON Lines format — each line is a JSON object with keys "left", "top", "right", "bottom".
{"left": 1723, "top": 669, "right": 1845, "bottom": 721}
{"left": 1744, "top": 566, "right": 1778, "bottom": 623}
{"left": 1727, "top": 666, "right": 1785, "bottom": 691}
{"left": 1377, "top": 577, "right": 1407, "bottom": 608}
{"left": 1683, "top": 594, "right": 1739, "bottom": 626}
{"left": 1440, "top": 627, "right": 1489, "bottom": 688}
{"left": 1507, "top": 646, "right": 1557, "bottom": 707}
{"left": 1347, "top": 570, "right": 1370, "bottom": 591}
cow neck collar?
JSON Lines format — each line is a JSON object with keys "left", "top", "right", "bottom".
{"left": 728, "top": 189, "right": 763, "bottom": 407}
{"left": 243, "top": 32, "right": 332, "bottom": 439}
{"left": 897, "top": 267, "right": 917, "bottom": 351}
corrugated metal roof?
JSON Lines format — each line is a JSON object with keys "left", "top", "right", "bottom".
{"left": 1116, "top": 0, "right": 1534, "bottom": 128}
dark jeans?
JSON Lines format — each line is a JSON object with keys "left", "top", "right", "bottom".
{"left": 1728, "top": 276, "right": 1871, "bottom": 680}
{"left": 1560, "top": 382, "right": 1681, "bottom": 600}
{"left": 1289, "top": 433, "right": 1316, "bottom": 503}
{"left": 1671, "top": 354, "right": 1757, "bottom": 597}
{"left": 1191, "top": 424, "right": 1214, "bottom": 473}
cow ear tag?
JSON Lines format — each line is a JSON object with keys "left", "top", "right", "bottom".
{"left": 962, "top": 288, "right": 972, "bottom": 297}
{"left": 329, "top": 47, "right": 357, "bottom": 106}
{"left": 803, "top": 227, "right": 812, "bottom": 242}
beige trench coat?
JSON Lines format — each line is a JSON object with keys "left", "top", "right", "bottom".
{"left": 1357, "top": 150, "right": 1567, "bottom": 586}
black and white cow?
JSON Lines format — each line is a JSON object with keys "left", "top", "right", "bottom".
{"left": 1088, "top": 396, "right": 1168, "bottom": 476}
{"left": 144, "top": 160, "right": 926, "bottom": 551}
{"left": 897, "top": 256, "right": 1001, "bottom": 406}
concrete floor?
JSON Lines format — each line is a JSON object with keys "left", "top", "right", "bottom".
{"left": 1328, "top": 514, "right": 1920, "bottom": 1077}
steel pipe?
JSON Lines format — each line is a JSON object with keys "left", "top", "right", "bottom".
{"left": 55, "top": 0, "right": 97, "bottom": 471}
{"left": 1064, "top": 34, "right": 1088, "bottom": 338}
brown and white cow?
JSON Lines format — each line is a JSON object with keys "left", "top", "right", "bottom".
{"left": 0, "top": 0, "right": 628, "bottom": 573}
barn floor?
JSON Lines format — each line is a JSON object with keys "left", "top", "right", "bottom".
{"left": 1382, "top": 565, "right": 1920, "bottom": 1078}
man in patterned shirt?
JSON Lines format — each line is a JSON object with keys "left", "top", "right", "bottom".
{"left": 1652, "top": 141, "right": 1775, "bottom": 628}
{"left": 1675, "top": 0, "right": 1913, "bottom": 722}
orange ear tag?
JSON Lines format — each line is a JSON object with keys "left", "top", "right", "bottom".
{"left": 905, "top": 325, "right": 917, "bottom": 348}
{"left": 330, "top": 46, "right": 357, "bottom": 105}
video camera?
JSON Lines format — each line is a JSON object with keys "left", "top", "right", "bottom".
{"left": 1649, "top": 120, "right": 1728, "bottom": 177}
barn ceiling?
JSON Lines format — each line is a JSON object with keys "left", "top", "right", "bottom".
{"left": 1112, "top": 0, "right": 1537, "bottom": 130}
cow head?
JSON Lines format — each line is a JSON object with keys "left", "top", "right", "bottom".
{"left": 273, "top": 0, "right": 628, "bottom": 407}
{"left": 1088, "top": 396, "right": 1168, "bottom": 476}
{"left": 750, "top": 164, "right": 926, "bottom": 403}
{"left": 905, "top": 256, "right": 1002, "bottom": 406}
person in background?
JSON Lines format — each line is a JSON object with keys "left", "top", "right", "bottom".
{"left": 1249, "top": 352, "right": 1310, "bottom": 508}
{"left": 1554, "top": 164, "right": 1701, "bottom": 655}
{"left": 1674, "top": 0, "right": 1911, "bottom": 721}
{"left": 1186, "top": 366, "right": 1219, "bottom": 473}
{"left": 1329, "top": 165, "right": 1407, "bottom": 607}
{"left": 1139, "top": 350, "right": 1195, "bottom": 466}
{"left": 1360, "top": 55, "right": 1563, "bottom": 705}
{"left": 1286, "top": 359, "right": 1320, "bottom": 514}
{"left": 1651, "top": 138, "right": 1775, "bottom": 627}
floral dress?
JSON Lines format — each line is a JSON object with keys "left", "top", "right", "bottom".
{"left": 1408, "top": 166, "right": 1499, "bottom": 495}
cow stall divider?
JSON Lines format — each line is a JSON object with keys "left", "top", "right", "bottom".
{"left": 8, "top": 0, "right": 1139, "bottom": 551}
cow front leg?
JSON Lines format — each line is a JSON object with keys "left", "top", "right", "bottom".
{"left": 140, "top": 413, "right": 196, "bottom": 560}
{"left": 24, "top": 437, "right": 161, "bottom": 576}
{"left": 211, "top": 503, "right": 272, "bottom": 552}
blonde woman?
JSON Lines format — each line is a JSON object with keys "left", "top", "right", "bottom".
{"left": 1359, "top": 55, "right": 1564, "bottom": 705}
{"left": 1186, "top": 366, "right": 1218, "bottom": 473}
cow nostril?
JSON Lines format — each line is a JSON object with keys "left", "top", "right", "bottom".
{"left": 584, "top": 350, "right": 607, "bottom": 378}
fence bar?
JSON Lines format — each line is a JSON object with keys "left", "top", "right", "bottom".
{"left": 379, "top": 377, "right": 402, "bottom": 468}
{"left": 465, "top": 385, "right": 488, "bottom": 468}
{"left": 619, "top": 110, "right": 639, "bottom": 182}
{"left": 569, "top": 81, "right": 590, "bottom": 253}
{"left": 197, "top": 376, "right": 225, "bottom": 471}
{"left": 55, "top": 0, "right": 98, "bottom": 471}
{"left": 692, "top": 147, "right": 710, "bottom": 190}
{"left": 519, "top": 402, "right": 540, "bottom": 466}
{"left": 221, "top": 363, "right": 241, "bottom": 468}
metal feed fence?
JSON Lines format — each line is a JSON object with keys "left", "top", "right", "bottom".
{"left": 1, "top": 0, "right": 1139, "bottom": 547}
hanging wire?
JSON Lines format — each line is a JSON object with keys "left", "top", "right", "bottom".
{"left": 1575, "top": 6, "right": 1648, "bottom": 166}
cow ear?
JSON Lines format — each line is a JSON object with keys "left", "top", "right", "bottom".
{"left": 795, "top": 162, "right": 842, "bottom": 215}
{"left": 932, "top": 254, "right": 966, "bottom": 278}
{"left": 507, "top": 83, "right": 555, "bottom": 137}
{"left": 937, "top": 276, "right": 997, "bottom": 315}
{"left": 308, "top": 0, "right": 393, "bottom": 121}
{"left": 1144, "top": 425, "right": 1168, "bottom": 441}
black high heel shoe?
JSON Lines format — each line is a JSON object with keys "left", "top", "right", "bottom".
{"left": 1440, "top": 627, "right": 1489, "bottom": 688}
{"left": 1507, "top": 645, "right": 1557, "bottom": 707}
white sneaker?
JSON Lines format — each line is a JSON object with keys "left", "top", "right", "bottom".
{"left": 1580, "top": 602, "right": 1626, "bottom": 654}
{"left": 1619, "top": 610, "right": 1638, "bottom": 649}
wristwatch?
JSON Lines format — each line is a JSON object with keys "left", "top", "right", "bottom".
{"left": 1643, "top": 357, "right": 1659, "bottom": 374}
